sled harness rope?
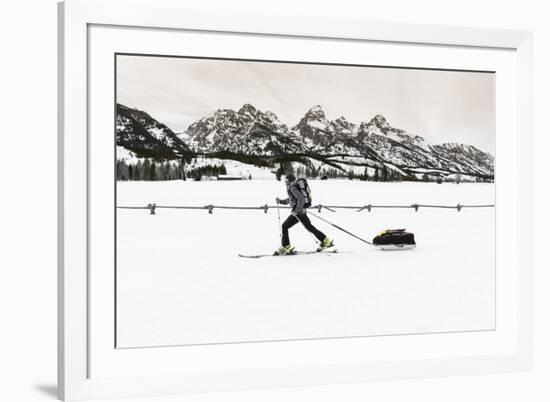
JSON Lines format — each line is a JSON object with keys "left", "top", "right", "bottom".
{"left": 307, "top": 211, "right": 374, "bottom": 246}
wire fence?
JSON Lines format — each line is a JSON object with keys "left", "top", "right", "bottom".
{"left": 116, "top": 203, "right": 495, "bottom": 215}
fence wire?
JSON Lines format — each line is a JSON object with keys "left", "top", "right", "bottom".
{"left": 116, "top": 203, "right": 495, "bottom": 215}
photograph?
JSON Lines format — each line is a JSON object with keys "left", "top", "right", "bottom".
{"left": 115, "top": 54, "right": 496, "bottom": 348}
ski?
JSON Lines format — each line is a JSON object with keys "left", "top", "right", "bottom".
{"left": 239, "top": 249, "right": 339, "bottom": 259}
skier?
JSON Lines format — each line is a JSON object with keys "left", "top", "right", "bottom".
{"left": 274, "top": 173, "right": 334, "bottom": 255}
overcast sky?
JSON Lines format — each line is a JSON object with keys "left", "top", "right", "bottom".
{"left": 117, "top": 55, "right": 495, "bottom": 153}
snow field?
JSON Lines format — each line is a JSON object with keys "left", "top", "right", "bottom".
{"left": 116, "top": 180, "right": 495, "bottom": 347}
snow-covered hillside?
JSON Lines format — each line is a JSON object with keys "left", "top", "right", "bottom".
{"left": 186, "top": 157, "right": 276, "bottom": 179}
{"left": 116, "top": 103, "right": 191, "bottom": 159}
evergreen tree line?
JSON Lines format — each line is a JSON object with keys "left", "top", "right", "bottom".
{"left": 346, "top": 166, "right": 403, "bottom": 182}
{"left": 117, "top": 158, "right": 492, "bottom": 183}
{"left": 187, "top": 164, "right": 227, "bottom": 181}
{"left": 116, "top": 159, "right": 227, "bottom": 181}
{"left": 284, "top": 163, "right": 493, "bottom": 183}
{"left": 282, "top": 164, "right": 404, "bottom": 182}
{"left": 116, "top": 159, "right": 183, "bottom": 181}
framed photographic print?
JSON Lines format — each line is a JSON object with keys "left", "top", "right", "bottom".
{"left": 58, "top": 0, "right": 533, "bottom": 400}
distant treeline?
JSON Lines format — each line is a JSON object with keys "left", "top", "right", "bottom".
{"left": 285, "top": 165, "right": 492, "bottom": 183}
{"left": 187, "top": 164, "right": 227, "bottom": 181}
{"left": 116, "top": 159, "right": 227, "bottom": 181}
{"left": 116, "top": 158, "right": 492, "bottom": 183}
{"left": 284, "top": 164, "right": 404, "bottom": 182}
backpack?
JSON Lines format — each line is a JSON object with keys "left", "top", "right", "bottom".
{"left": 294, "top": 178, "right": 312, "bottom": 208}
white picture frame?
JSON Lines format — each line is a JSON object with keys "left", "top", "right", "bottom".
{"left": 58, "top": 0, "right": 533, "bottom": 400}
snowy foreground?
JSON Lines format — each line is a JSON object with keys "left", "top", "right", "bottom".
{"left": 116, "top": 180, "right": 495, "bottom": 348}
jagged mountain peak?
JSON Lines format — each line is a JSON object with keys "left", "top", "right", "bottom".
{"left": 263, "top": 110, "right": 279, "bottom": 121}
{"left": 290, "top": 107, "right": 363, "bottom": 156}
{"left": 191, "top": 104, "right": 289, "bottom": 132}
{"left": 207, "top": 104, "right": 278, "bottom": 124}
{"left": 304, "top": 105, "right": 326, "bottom": 119}
{"left": 211, "top": 108, "right": 235, "bottom": 118}
{"left": 334, "top": 115, "right": 349, "bottom": 123}
{"left": 331, "top": 116, "right": 356, "bottom": 135}
{"left": 293, "top": 106, "right": 330, "bottom": 142}
{"left": 367, "top": 114, "right": 391, "bottom": 129}
{"left": 238, "top": 103, "right": 258, "bottom": 116}
{"left": 333, "top": 116, "right": 352, "bottom": 126}
{"left": 183, "top": 104, "right": 299, "bottom": 156}
{"left": 308, "top": 104, "right": 324, "bottom": 112}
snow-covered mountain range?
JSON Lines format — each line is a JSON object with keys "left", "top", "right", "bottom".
{"left": 116, "top": 103, "right": 494, "bottom": 180}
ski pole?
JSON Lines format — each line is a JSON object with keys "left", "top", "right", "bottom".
{"left": 276, "top": 199, "right": 282, "bottom": 239}
{"left": 308, "top": 211, "right": 373, "bottom": 246}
